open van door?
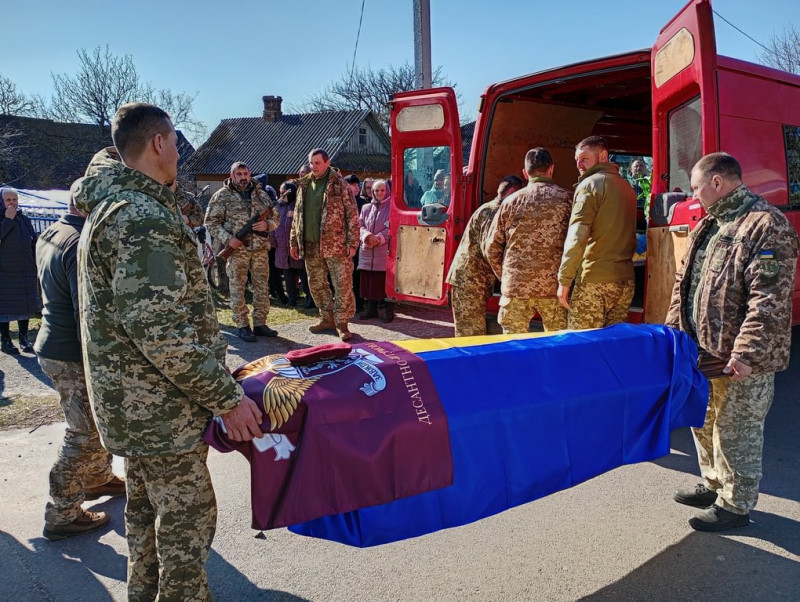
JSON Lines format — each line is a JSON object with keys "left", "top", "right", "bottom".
{"left": 387, "top": 88, "right": 462, "bottom": 306}
{"left": 645, "top": 0, "right": 718, "bottom": 323}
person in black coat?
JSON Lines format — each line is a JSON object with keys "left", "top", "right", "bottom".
{"left": 0, "top": 187, "right": 42, "bottom": 354}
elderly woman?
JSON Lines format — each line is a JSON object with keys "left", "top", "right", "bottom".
{"left": 357, "top": 179, "right": 394, "bottom": 322}
{"left": 0, "top": 187, "right": 41, "bottom": 354}
{"left": 420, "top": 169, "right": 448, "bottom": 206}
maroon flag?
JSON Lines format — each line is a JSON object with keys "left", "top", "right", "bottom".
{"left": 204, "top": 341, "right": 453, "bottom": 529}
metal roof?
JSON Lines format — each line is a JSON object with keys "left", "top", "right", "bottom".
{"left": 184, "top": 109, "right": 390, "bottom": 176}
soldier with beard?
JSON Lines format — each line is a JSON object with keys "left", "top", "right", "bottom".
{"left": 205, "top": 162, "right": 279, "bottom": 341}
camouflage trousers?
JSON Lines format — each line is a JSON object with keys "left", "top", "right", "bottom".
{"left": 567, "top": 279, "right": 634, "bottom": 330}
{"left": 304, "top": 242, "right": 355, "bottom": 324}
{"left": 126, "top": 446, "right": 216, "bottom": 602}
{"left": 693, "top": 372, "right": 774, "bottom": 514}
{"left": 39, "top": 357, "right": 114, "bottom": 527}
{"left": 450, "top": 278, "right": 493, "bottom": 337}
{"left": 497, "top": 295, "right": 567, "bottom": 333}
{"left": 226, "top": 247, "right": 270, "bottom": 328}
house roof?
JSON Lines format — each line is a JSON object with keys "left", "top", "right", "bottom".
{"left": 0, "top": 114, "right": 194, "bottom": 190}
{"left": 184, "top": 109, "right": 391, "bottom": 176}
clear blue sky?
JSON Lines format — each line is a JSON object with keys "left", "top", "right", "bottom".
{"left": 3, "top": 0, "right": 798, "bottom": 146}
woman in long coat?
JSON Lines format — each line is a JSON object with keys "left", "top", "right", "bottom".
{"left": 357, "top": 179, "right": 393, "bottom": 323}
{"left": 0, "top": 187, "right": 41, "bottom": 354}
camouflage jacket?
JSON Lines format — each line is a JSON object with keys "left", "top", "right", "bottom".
{"left": 204, "top": 178, "right": 278, "bottom": 252}
{"left": 75, "top": 148, "right": 243, "bottom": 456}
{"left": 485, "top": 178, "right": 572, "bottom": 298}
{"left": 665, "top": 185, "right": 798, "bottom": 374}
{"left": 290, "top": 167, "right": 359, "bottom": 258}
{"left": 445, "top": 198, "right": 500, "bottom": 287}
{"left": 558, "top": 163, "right": 637, "bottom": 286}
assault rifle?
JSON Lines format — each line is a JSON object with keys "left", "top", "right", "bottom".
{"left": 217, "top": 205, "right": 274, "bottom": 261}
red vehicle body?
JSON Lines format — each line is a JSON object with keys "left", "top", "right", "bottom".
{"left": 386, "top": 0, "right": 800, "bottom": 325}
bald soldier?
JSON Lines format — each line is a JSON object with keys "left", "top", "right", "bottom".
{"left": 485, "top": 148, "right": 573, "bottom": 332}
{"left": 76, "top": 103, "right": 263, "bottom": 601}
{"left": 667, "top": 153, "right": 798, "bottom": 531}
{"left": 446, "top": 175, "right": 523, "bottom": 337}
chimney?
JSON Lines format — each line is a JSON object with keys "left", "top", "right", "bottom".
{"left": 262, "top": 95, "right": 283, "bottom": 122}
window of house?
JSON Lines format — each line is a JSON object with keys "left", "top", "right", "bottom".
{"left": 359, "top": 127, "right": 367, "bottom": 146}
{"left": 784, "top": 125, "right": 800, "bottom": 206}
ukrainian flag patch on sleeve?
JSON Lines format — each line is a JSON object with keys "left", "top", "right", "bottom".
{"left": 759, "top": 250, "right": 779, "bottom": 278}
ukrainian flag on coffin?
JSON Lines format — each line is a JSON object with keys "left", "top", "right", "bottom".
{"left": 206, "top": 324, "right": 708, "bottom": 547}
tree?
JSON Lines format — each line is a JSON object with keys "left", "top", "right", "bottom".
{"left": 758, "top": 25, "right": 800, "bottom": 74}
{"left": 300, "top": 62, "right": 457, "bottom": 132}
{"left": 0, "top": 75, "right": 34, "bottom": 116}
{"left": 44, "top": 45, "right": 206, "bottom": 142}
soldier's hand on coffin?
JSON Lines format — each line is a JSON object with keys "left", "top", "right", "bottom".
{"left": 723, "top": 357, "right": 752, "bottom": 383}
{"left": 221, "top": 395, "right": 264, "bottom": 441}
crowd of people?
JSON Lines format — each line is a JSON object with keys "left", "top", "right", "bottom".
{"left": 0, "top": 100, "right": 797, "bottom": 599}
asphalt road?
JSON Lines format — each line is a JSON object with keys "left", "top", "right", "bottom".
{"left": 1, "top": 313, "right": 798, "bottom": 601}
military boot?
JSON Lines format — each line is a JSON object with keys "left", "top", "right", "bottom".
{"left": 336, "top": 322, "right": 353, "bottom": 342}
{"left": 308, "top": 313, "right": 336, "bottom": 334}
{"left": 1, "top": 336, "right": 19, "bottom": 355}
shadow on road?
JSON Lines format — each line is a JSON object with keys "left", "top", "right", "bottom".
{"left": 0, "top": 528, "right": 121, "bottom": 601}
{"left": 581, "top": 524, "right": 800, "bottom": 601}
{"left": 208, "top": 548, "right": 310, "bottom": 601}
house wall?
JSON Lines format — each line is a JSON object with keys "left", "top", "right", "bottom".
{"left": 342, "top": 121, "right": 390, "bottom": 154}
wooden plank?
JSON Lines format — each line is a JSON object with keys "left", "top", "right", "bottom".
{"left": 644, "top": 227, "right": 689, "bottom": 323}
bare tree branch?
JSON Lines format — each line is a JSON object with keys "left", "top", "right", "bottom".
{"left": 758, "top": 25, "right": 800, "bottom": 74}
{"left": 0, "top": 75, "right": 34, "bottom": 116}
{"left": 298, "top": 62, "right": 458, "bottom": 132}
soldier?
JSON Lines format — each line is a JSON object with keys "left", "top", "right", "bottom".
{"left": 37, "top": 180, "right": 125, "bottom": 541}
{"left": 290, "top": 148, "right": 360, "bottom": 341}
{"left": 556, "top": 136, "right": 637, "bottom": 329}
{"left": 667, "top": 152, "right": 798, "bottom": 531}
{"left": 205, "top": 162, "right": 279, "bottom": 341}
{"left": 485, "top": 148, "right": 572, "bottom": 333}
{"left": 75, "top": 103, "right": 263, "bottom": 601}
{"left": 446, "top": 175, "right": 523, "bottom": 337}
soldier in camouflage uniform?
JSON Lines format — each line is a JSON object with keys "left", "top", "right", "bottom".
{"left": 485, "top": 148, "right": 572, "bottom": 333}
{"left": 557, "top": 136, "right": 637, "bottom": 329}
{"left": 666, "top": 153, "right": 798, "bottom": 532}
{"left": 290, "top": 148, "right": 360, "bottom": 341}
{"left": 205, "top": 162, "right": 279, "bottom": 341}
{"left": 36, "top": 181, "right": 126, "bottom": 541}
{"left": 76, "top": 103, "right": 263, "bottom": 601}
{"left": 446, "top": 175, "right": 523, "bottom": 336}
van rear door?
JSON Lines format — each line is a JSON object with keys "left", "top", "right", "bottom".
{"left": 645, "top": 0, "right": 718, "bottom": 323}
{"left": 387, "top": 88, "right": 463, "bottom": 306}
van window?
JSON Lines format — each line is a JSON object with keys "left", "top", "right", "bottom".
{"left": 784, "top": 125, "right": 800, "bottom": 206}
{"left": 667, "top": 96, "right": 702, "bottom": 194}
{"left": 402, "top": 146, "right": 452, "bottom": 209}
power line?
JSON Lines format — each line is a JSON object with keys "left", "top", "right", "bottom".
{"left": 712, "top": 9, "right": 772, "bottom": 54}
{"left": 350, "top": 0, "right": 366, "bottom": 78}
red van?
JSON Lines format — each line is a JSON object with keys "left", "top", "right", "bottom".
{"left": 386, "top": 0, "right": 800, "bottom": 324}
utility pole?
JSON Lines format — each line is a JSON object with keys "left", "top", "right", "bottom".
{"left": 413, "top": 0, "right": 432, "bottom": 89}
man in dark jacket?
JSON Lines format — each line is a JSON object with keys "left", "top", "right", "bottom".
{"left": 36, "top": 183, "right": 125, "bottom": 541}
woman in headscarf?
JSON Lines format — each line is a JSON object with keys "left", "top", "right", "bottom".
{"left": 0, "top": 187, "right": 42, "bottom": 354}
{"left": 357, "top": 179, "right": 394, "bottom": 323}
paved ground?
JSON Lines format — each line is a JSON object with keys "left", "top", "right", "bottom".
{"left": 1, "top": 310, "right": 798, "bottom": 601}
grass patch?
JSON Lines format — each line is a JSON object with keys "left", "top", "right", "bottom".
{"left": 0, "top": 393, "right": 61, "bottom": 431}
{"left": 212, "top": 290, "right": 318, "bottom": 327}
